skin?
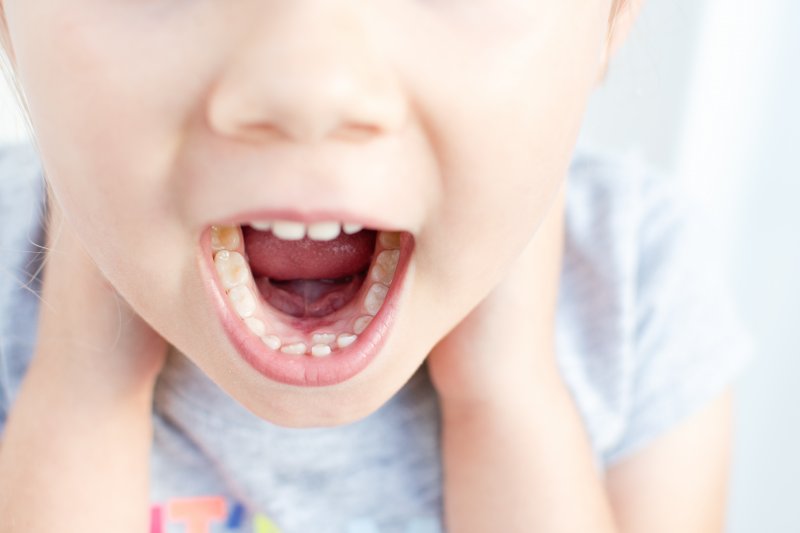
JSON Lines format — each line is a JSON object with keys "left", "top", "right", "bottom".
{"left": 0, "top": 0, "right": 733, "bottom": 531}
{"left": 0, "top": 0, "right": 615, "bottom": 425}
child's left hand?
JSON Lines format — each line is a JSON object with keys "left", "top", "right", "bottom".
{"left": 427, "top": 181, "right": 566, "bottom": 410}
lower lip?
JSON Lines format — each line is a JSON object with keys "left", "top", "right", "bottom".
{"left": 198, "top": 230, "right": 413, "bottom": 387}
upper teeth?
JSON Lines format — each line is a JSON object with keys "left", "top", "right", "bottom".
{"left": 249, "top": 220, "right": 364, "bottom": 241}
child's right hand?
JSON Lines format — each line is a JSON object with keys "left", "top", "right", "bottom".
{"left": 0, "top": 198, "right": 168, "bottom": 533}
{"left": 35, "top": 198, "right": 169, "bottom": 395}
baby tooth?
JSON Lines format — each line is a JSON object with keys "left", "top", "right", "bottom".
{"left": 272, "top": 221, "right": 306, "bottom": 240}
{"left": 364, "top": 283, "right": 388, "bottom": 315}
{"left": 311, "top": 344, "right": 332, "bottom": 357}
{"left": 371, "top": 250, "right": 400, "bottom": 285}
{"left": 250, "top": 221, "right": 272, "bottom": 231}
{"left": 337, "top": 334, "right": 357, "bottom": 348}
{"left": 354, "top": 315, "right": 372, "bottom": 335}
{"left": 343, "top": 223, "right": 364, "bottom": 235}
{"left": 244, "top": 317, "right": 266, "bottom": 337}
{"left": 214, "top": 250, "right": 249, "bottom": 289}
{"left": 281, "top": 342, "right": 307, "bottom": 355}
{"left": 261, "top": 335, "right": 282, "bottom": 351}
{"left": 379, "top": 231, "right": 401, "bottom": 249}
{"left": 312, "top": 333, "right": 336, "bottom": 345}
{"left": 211, "top": 225, "right": 241, "bottom": 252}
{"left": 307, "top": 221, "right": 341, "bottom": 241}
{"left": 228, "top": 286, "right": 256, "bottom": 318}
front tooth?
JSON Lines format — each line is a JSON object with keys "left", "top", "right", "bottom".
{"left": 364, "top": 283, "right": 388, "bottom": 315}
{"left": 272, "top": 220, "right": 306, "bottom": 240}
{"left": 354, "top": 315, "right": 372, "bottom": 335}
{"left": 280, "top": 342, "right": 307, "bottom": 355}
{"left": 250, "top": 220, "right": 272, "bottom": 231}
{"left": 337, "top": 334, "right": 357, "bottom": 348}
{"left": 211, "top": 225, "right": 241, "bottom": 252}
{"left": 343, "top": 223, "right": 363, "bottom": 235}
{"left": 214, "top": 250, "right": 249, "bottom": 289}
{"left": 244, "top": 317, "right": 267, "bottom": 337}
{"left": 311, "top": 344, "right": 332, "bottom": 357}
{"left": 228, "top": 285, "right": 256, "bottom": 318}
{"left": 261, "top": 335, "right": 282, "bottom": 351}
{"left": 307, "top": 221, "right": 341, "bottom": 241}
{"left": 371, "top": 250, "right": 400, "bottom": 285}
{"left": 312, "top": 333, "right": 336, "bottom": 345}
{"left": 379, "top": 231, "right": 401, "bottom": 249}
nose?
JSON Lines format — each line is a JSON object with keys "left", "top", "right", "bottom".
{"left": 206, "top": 2, "right": 409, "bottom": 145}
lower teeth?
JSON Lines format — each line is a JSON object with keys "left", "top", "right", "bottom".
{"left": 211, "top": 225, "right": 401, "bottom": 357}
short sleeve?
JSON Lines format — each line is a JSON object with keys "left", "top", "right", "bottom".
{"left": 603, "top": 171, "right": 755, "bottom": 465}
{"left": 0, "top": 142, "right": 46, "bottom": 438}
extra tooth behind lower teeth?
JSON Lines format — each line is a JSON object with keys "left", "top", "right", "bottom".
{"left": 354, "top": 316, "right": 372, "bottom": 335}
{"left": 312, "top": 333, "right": 337, "bottom": 345}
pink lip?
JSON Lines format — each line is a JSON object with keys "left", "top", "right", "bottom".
{"left": 197, "top": 228, "right": 414, "bottom": 387}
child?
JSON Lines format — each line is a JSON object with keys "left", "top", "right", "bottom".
{"left": 0, "top": 1, "right": 753, "bottom": 532}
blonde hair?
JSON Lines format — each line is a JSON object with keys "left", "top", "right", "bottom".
{"left": 0, "top": 8, "right": 36, "bottom": 143}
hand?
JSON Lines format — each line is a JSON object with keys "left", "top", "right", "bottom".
{"left": 427, "top": 180, "right": 566, "bottom": 410}
{"left": 34, "top": 197, "right": 169, "bottom": 397}
{"left": 0, "top": 197, "right": 169, "bottom": 533}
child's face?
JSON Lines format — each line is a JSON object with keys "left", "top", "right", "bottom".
{"left": 3, "top": 1, "right": 614, "bottom": 426}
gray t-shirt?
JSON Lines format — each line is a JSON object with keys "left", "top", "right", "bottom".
{"left": 0, "top": 142, "right": 754, "bottom": 532}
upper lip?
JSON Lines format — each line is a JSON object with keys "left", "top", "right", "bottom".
{"left": 180, "top": 135, "right": 426, "bottom": 236}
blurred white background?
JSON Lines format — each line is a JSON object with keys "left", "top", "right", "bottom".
{"left": 1, "top": 0, "right": 798, "bottom": 530}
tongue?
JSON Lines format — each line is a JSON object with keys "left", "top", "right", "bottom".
{"left": 243, "top": 227, "right": 377, "bottom": 318}
{"left": 243, "top": 227, "right": 376, "bottom": 281}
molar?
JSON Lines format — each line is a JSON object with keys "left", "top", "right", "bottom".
{"left": 211, "top": 225, "right": 241, "bottom": 252}
{"left": 364, "top": 283, "right": 388, "bottom": 315}
{"left": 379, "top": 231, "right": 401, "bottom": 249}
{"left": 228, "top": 285, "right": 257, "bottom": 318}
{"left": 214, "top": 250, "right": 250, "bottom": 289}
{"left": 371, "top": 250, "right": 400, "bottom": 285}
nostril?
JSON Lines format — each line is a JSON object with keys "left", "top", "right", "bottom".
{"left": 333, "top": 123, "right": 383, "bottom": 142}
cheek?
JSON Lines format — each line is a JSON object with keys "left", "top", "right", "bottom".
{"left": 7, "top": 2, "right": 227, "bottom": 224}
{"left": 410, "top": 24, "right": 602, "bottom": 312}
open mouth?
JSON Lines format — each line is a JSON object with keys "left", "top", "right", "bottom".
{"left": 200, "top": 219, "right": 413, "bottom": 387}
